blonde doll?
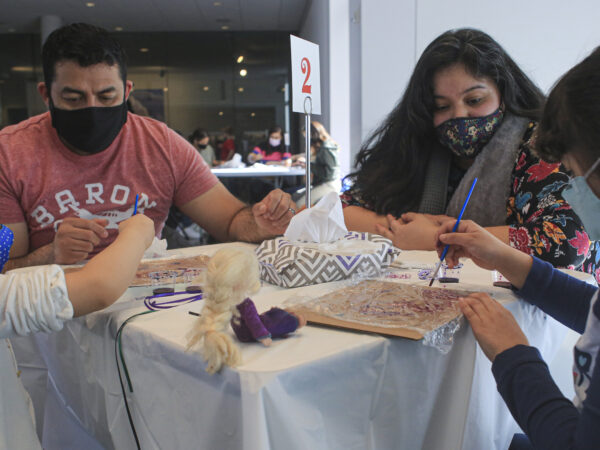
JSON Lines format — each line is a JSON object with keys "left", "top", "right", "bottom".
{"left": 186, "top": 248, "right": 261, "bottom": 374}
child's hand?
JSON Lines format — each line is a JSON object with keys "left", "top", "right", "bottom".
{"left": 435, "top": 220, "right": 506, "bottom": 270}
{"left": 459, "top": 292, "right": 529, "bottom": 361}
{"left": 118, "top": 214, "right": 155, "bottom": 248}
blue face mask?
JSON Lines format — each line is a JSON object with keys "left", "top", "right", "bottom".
{"left": 0, "top": 225, "right": 14, "bottom": 272}
{"left": 562, "top": 157, "right": 600, "bottom": 240}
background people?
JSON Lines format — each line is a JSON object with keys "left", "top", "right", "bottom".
{"left": 291, "top": 120, "right": 340, "bottom": 207}
{"left": 219, "top": 126, "right": 236, "bottom": 162}
{"left": 189, "top": 128, "right": 216, "bottom": 167}
{"left": 248, "top": 125, "right": 292, "bottom": 166}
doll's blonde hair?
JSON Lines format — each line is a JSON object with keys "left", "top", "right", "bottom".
{"left": 186, "top": 247, "right": 261, "bottom": 374}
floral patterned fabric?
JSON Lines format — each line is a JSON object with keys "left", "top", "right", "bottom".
{"left": 341, "top": 121, "right": 599, "bottom": 282}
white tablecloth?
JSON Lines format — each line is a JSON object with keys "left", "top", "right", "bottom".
{"left": 211, "top": 166, "right": 305, "bottom": 178}
{"left": 11, "top": 244, "right": 593, "bottom": 450}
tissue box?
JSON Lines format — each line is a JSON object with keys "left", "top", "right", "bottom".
{"left": 255, "top": 232, "right": 400, "bottom": 288}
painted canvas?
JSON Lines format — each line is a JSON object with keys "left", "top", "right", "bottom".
{"left": 292, "top": 280, "right": 469, "bottom": 339}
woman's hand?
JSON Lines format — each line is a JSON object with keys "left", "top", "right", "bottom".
{"left": 459, "top": 292, "right": 529, "bottom": 362}
{"left": 292, "top": 155, "right": 306, "bottom": 168}
{"left": 375, "top": 213, "right": 448, "bottom": 250}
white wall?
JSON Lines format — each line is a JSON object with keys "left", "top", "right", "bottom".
{"left": 299, "top": 0, "right": 330, "bottom": 128}
{"left": 359, "top": 0, "right": 415, "bottom": 145}
{"left": 416, "top": 0, "right": 600, "bottom": 93}
{"left": 299, "top": 0, "right": 353, "bottom": 177}
{"left": 328, "top": 0, "right": 351, "bottom": 177}
{"left": 344, "top": 0, "right": 600, "bottom": 169}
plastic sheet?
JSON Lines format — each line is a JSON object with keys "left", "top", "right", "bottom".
{"left": 422, "top": 316, "right": 462, "bottom": 354}
{"left": 285, "top": 272, "right": 466, "bottom": 351}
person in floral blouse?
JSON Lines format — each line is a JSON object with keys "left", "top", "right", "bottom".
{"left": 341, "top": 28, "right": 597, "bottom": 280}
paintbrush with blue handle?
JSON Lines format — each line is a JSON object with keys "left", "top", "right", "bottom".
{"left": 429, "top": 177, "right": 478, "bottom": 287}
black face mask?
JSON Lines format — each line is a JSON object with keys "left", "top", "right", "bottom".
{"left": 197, "top": 144, "right": 208, "bottom": 150}
{"left": 49, "top": 98, "right": 128, "bottom": 154}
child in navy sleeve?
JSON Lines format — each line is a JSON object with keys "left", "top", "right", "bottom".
{"left": 435, "top": 47, "right": 600, "bottom": 449}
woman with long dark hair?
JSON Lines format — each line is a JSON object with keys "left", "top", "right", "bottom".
{"left": 343, "top": 28, "right": 598, "bottom": 277}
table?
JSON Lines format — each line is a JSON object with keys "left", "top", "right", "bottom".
{"left": 12, "top": 244, "right": 592, "bottom": 450}
{"left": 211, "top": 166, "right": 305, "bottom": 189}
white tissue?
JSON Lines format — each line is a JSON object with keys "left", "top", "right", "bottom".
{"left": 218, "top": 153, "right": 245, "bottom": 168}
{"left": 284, "top": 192, "right": 348, "bottom": 243}
{"left": 143, "top": 237, "right": 168, "bottom": 259}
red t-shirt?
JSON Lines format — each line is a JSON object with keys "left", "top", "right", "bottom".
{"left": 0, "top": 112, "right": 218, "bottom": 255}
{"left": 220, "top": 138, "right": 235, "bottom": 160}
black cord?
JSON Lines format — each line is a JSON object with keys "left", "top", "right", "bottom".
{"left": 114, "top": 310, "right": 155, "bottom": 450}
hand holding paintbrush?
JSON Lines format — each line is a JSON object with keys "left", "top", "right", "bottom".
{"left": 429, "top": 178, "right": 478, "bottom": 286}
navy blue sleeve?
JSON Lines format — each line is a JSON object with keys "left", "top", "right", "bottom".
{"left": 516, "top": 257, "right": 596, "bottom": 334}
{"left": 493, "top": 345, "right": 600, "bottom": 449}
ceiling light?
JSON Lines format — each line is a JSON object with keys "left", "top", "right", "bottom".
{"left": 203, "top": 86, "right": 210, "bottom": 91}
{"left": 250, "top": 112, "right": 256, "bottom": 117}
{"left": 221, "top": 25, "right": 229, "bottom": 30}
{"left": 213, "top": 1, "right": 222, "bottom": 5}
{"left": 11, "top": 66, "right": 34, "bottom": 72}
{"left": 163, "top": 87, "right": 168, "bottom": 92}
{"left": 139, "top": 48, "right": 149, "bottom": 53}
{"left": 115, "top": 26, "right": 123, "bottom": 31}
{"left": 239, "top": 69, "right": 247, "bottom": 77}
{"left": 237, "top": 87, "right": 244, "bottom": 92}
{"left": 236, "top": 55, "right": 244, "bottom": 64}
{"left": 86, "top": 2, "right": 95, "bottom": 7}
{"left": 218, "top": 111, "right": 224, "bottom": 116}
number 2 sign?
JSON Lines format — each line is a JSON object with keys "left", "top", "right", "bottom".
{"left": 290, "top": 35, "right": 321, "bottom": 115}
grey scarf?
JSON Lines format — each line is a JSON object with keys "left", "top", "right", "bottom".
{"left": 417, "top": 113, "right": 530, "bottom": 227}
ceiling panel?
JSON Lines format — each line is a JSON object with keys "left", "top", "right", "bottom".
{"left": 0, "top": 0, "right": 308, "bottom": 33}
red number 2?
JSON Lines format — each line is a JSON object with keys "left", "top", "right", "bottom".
{"left": 301, "top": 57, "right": 312, "bottom": 94}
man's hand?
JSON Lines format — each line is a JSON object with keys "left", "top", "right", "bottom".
{"left": 252, "top": 189, "right": 296, "bottom": 236}
{"left": 459, "top": 292, "right": 529, "bottom": 362}
{"left": 53, "top": 217, "right": 109, "bottom": 264}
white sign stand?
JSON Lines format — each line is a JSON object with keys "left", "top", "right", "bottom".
{"left": 290, "top": 35, "right": 321, "bottom": 208}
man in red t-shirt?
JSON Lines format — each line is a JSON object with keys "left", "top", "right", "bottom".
{"left": 0, "top": 23, "right": 296, "bottom": 271}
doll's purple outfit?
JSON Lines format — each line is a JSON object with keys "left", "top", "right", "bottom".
{"left": 231, "top": 298, "right": 299, "bottom": 342}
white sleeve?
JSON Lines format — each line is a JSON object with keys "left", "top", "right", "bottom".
{"left": 0, "top": 265, "right": 74, "bottom": 338}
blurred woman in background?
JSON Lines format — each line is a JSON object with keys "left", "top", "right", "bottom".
{"left": 189, "top": 128, "right": 216, "bottom": 167}
{"left": 291, "top": 121, "right": 340, "bottom": 207}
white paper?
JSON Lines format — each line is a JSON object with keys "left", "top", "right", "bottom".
{"left": 217, "top": 153, "right": 245, "bottom": 168}
{"left": 290, "top": 35, "right": 321, "bottom": 115}
{"left": 284, "top": 192, "right": 347, "bottom": 243}
{"left": 144, "top": 237, "right": 168, "bottom": 258}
